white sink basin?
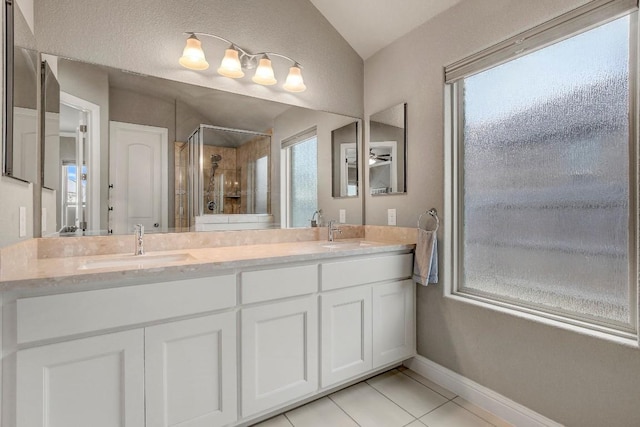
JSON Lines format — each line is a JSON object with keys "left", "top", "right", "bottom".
{"left": 79, "top": 253, "right": 194, "bottom": 270}
{"left": 319, "top": 241, "right": 375, "bottom": 249}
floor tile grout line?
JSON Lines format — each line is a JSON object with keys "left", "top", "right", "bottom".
{"left": 364, "top": 379, "right": 424, "bottom": 419}
{"left": 281, "top": 412, "right": 295, "bottom": 427}
{"left": 327, "top": 394, "right": 363, "bottom": 427}
{"left": 415, "top": 400, "right": 449, "bottom": 420}
{"left": 398, "top": 368, "right": 458, "bottom": 401}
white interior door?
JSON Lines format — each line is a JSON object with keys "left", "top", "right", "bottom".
{"left": 110, "top": 121, "right": 168, "bottom": 234}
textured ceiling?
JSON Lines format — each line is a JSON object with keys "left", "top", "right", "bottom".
{"left": 309, "top": 0, "right": 463, "bottom": 59}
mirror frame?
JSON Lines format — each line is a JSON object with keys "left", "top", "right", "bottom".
{"left": 2, "top": 0, "right": 15, "bottom": 179}
{"left": 369, "top": 102, "right": 407, "bottom": 196}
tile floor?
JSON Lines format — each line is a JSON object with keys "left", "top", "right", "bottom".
{"left": 252, "top": 367, "right": 512, "bottom": 427}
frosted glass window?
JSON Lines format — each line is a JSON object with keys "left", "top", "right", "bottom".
{"left": 288, "top": 136, "right": 317, "bottom": 228}
{"left": 460, "top": 16, "right": 632, "bottom": 328}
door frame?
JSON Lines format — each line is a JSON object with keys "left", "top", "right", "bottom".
{"left": 60, "top": 92, "right": 100, "bottom": 231}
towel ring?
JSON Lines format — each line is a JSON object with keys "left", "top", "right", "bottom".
{"left": 417, "top": 208, "right": 439, "bottom": 232}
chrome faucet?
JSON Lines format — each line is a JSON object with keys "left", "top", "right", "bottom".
{"left": 311, "top": 209, "right": 323, "bottom": 227}
{"left": 328, "top": 220, "right": 342, "bottom": 242}
{"left": 134, "top": 224, "right": 144, "bottom": 255}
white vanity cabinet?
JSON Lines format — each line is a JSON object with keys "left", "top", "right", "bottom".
{"left": 320, "top": 254, "right": 415, "bottom": 388}
{"left": 240, "top": 264, "right": 319, "bottom": 418}
{"left": 17, "top": 329, "right": 145, "bottom": 427}
{"left": 145, "top": 312, "right": 237, "bottom": 427}
{"left": 13, "top": 274, "right": 237, "bottom": 427}
{"left": 8, "top": 247, "right": 415, "bottom": 427}
{"left": 321, "top": 286, "right": 372, "bottom": 386}
{"left": 372, "top": 279, "right": 415, "bottom": 367}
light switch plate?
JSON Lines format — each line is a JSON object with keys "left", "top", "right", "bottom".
{"left": 339, "top": 209, "right": 346, "bottom": 223}
{"left": 19, "top": 206, "right": 27, "bottom": 237}
{"left": 387, "top": 208, "right": 397, "bottom": 226}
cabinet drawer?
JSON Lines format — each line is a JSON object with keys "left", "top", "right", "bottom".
{"left": 321, "top": 253, "right": 413, "bottom": 291}
{"left": 241, "top": 264, "right": 318, "bottom": 304}
{"left": 17, "top": 274, "right": 236, "bottom": 344}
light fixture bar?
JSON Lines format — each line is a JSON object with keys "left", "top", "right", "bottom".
{"left": 180, "top": 32, "right": 306, "bottom": 92}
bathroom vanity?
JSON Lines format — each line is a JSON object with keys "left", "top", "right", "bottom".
{"left": 0, "top": 227, "right": 417, "bottom": 427}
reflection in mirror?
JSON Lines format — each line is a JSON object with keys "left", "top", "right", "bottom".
{"left": 331, "top": 121, "right": 359, "bottom": 197}
{"left": 187, "top": 125, "right": 273, "bottom": 231}
{"left": 369, "top": 103, "right": 407, "bottom": 195}
{"left": 4, "top": 47, "right": 39, "bottom": 182}
{"left": 37, "top": 56, "right": 362, "bottom": 236}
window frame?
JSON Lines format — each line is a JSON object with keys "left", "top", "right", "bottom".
{"left": 281, "top": 127, "right": 318, "bottom": 228}
{"left": 444, "top": 0, "right": 640, "bottom": 345}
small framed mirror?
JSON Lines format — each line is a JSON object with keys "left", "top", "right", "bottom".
{"left": 369, "top": 102, "right": 406, "bottom": 195}
{"left": 331, "top": 120, "right": 359, "bottom": 197}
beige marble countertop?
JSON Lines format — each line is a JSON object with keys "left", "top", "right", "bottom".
{"left": 0, "top": 238, "right": 415, "bottom": 291}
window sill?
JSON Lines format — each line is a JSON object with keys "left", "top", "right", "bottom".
{"left": 444, "top": 291, "right": 639, "bottom": 349}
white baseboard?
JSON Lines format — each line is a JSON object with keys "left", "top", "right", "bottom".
{"left": 404, "top": 355, "right": 562, "bottom": 427}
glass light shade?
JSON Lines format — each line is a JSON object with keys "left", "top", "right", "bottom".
{"left": 252, "top": 57, "right": 277, "bottom": 85}
{"left": 217, "top": 48, "right": 244, "bottom": 78}
{"left": 179, "top": 35, "right": 209, "bottom": 70}
{"left": 369, "top": 157, "right": 376, "bottom": 165}
{"left": 283, "top": 65, "right": 306, "bottom": 92}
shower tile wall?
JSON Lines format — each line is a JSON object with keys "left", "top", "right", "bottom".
{"left": 175, "top": 142, "right": 189, "bottom": 230}
{"left": 174, "top": 132, "right": 272, "bottom": 223}
{"left": 203, "top": 145, "right": 239, "bottom": 214}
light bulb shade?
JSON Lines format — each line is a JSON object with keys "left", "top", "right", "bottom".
{"left": 283, "top": 65, "right": 306, "bottom": 92}
{"left": 179, "top": 35, "right": 209, "bottom": 70}
{"left": 252, "top": 57, "right": 277, "bottom": 85}
{"left": 217, "top": 48, "right": 245, "bottom": 78}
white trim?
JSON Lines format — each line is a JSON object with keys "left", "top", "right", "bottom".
{"left": 60, "top": 92, "right": 100, "bottom": 232}
{"left": 404, "top": 355, "right": 563, "bottom": 427}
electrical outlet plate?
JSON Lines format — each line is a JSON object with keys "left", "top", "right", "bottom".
{"left": 387, "top": 208, "right": 397, "bottom": 226}
{"left": 339, "top": 209, "right": 346, "bottom": 223}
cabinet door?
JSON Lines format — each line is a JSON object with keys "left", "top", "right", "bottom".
{"left": 321, "top": 286, "right": 372, "bottom": 387}
{"left": 372, "top": 279, "right": 415, "bottom": 368}
{"left": 241, "top": 296, "right": 318, "bottom": 417}
{"left": 17, "top": 329, "right": 144, "bottom": 427}
{"left": 145, "top": 312, "right": 237, "bottom": 427}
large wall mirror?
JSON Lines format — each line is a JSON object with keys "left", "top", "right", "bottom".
{"left": 369, "top": 102, "right": 407, "bottom": 195}
{"left": 35, "top": 55, "right": 362, "bottom": 236}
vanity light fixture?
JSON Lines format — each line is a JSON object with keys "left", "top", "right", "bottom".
{"left": 179, "top": 32, "right": 306, "bottom": 92}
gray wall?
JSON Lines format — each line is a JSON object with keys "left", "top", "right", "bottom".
{"left": 364, "top": 1, "right": 640, "bottom": 426}
{"left": 31, "top": 0, "right": 364, "bottom": 118}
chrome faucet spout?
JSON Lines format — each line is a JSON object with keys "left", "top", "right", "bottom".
{"left": 134, "top": 224, "right": 144, "bottom": 255}
{"left": 328, "top": 220, "right": 342, "bottom": 242}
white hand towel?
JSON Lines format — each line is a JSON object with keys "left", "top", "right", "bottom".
{"left": 413, "top": 228, "right": 438, "bottom": 286}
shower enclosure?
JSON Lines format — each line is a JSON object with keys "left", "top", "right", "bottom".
{"left": 184, "top": 124, "right": 272, "bottom": 230}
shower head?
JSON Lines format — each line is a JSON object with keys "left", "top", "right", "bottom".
{"left": 211, "top": 154, "right": 222, "bottom": 162}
